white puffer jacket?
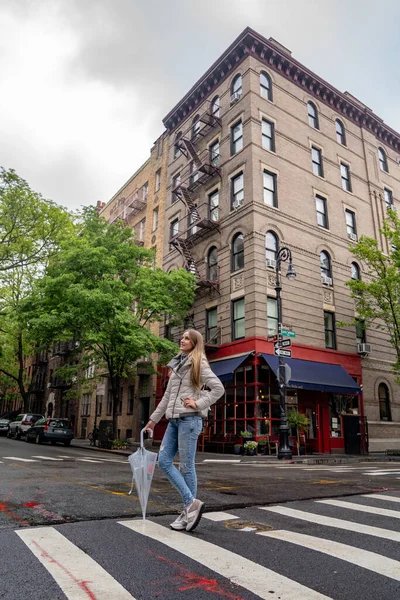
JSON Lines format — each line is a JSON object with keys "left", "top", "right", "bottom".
{"left": 149, "top": 354, "right": 224, "bottom": 423}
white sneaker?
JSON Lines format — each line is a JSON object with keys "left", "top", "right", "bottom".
{"left": 170, "top": 511, "right": 187, "bottom": 531}
{"left": 185, "top": 499, "right": 205, "bottom": 532}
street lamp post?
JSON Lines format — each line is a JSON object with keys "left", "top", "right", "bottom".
{"left": 275, "top": 246, "right": 296, "bottom": 460}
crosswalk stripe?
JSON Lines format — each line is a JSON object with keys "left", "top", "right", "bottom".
{"left": 16, "top": 527, "right": 135, "bottom": 599}
{"left": 82, "top": 457, "right": 127, "bottom": 464}
{"left": 259, "top": 505, "right": 400, "bottom": 542}
{"left": 259, "top": 529, "right": 400, "bottom": 580}
{"left": 119, "top": 519, "right": 331, "bottom": 599}
{"left": 363, "top": 471, "right": 400, "bottom": 476}
{"left": 316, "top": 499, "right": 400, "bottom": 518}
{"left": 31, "top": 456, "right": 64, "bottom": 461}
{"left": 203, "top": 459, "right": 241, "bottom": 463}
{"left": 203, "top": 512, "right": 240, "bottom": 521}
{"left": 76, "top": 458, "right": 104, "bottom": 463}
{"left": 2, "top": 456, "right": 38, "bottom": 462}
{"left": 362, "top": 494, "right": 400, "bottom": 504}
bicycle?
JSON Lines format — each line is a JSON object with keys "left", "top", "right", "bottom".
{"left": 88, "top": 427, "right": 100, "bottom": 447}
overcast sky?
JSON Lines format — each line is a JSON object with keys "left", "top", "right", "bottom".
{"left": 1, "top": 0, "right": 399, "bottom": 210}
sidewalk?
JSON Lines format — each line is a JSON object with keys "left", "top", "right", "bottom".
{"left": 71, "top": 438, "right": 398, "bottom": 464}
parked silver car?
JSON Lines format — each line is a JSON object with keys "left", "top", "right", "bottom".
{"left": 7, "top": 413, "right": 43, "bottom": 439}
{"left": 0, "top": 417, "right": 11, "bottom": 436}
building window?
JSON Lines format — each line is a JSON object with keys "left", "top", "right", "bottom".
{"left": 135, "top": 218, "right": 146, "bottom": 242}
{"left": 263, "top": 170, "right": 277, "bottom": 207}
{"left": 106, "top": 391, "right": 112, "bottom": 416}
{"left": 316, "top": 195, "right": 328, "bottom": 228}
{"left": 260, "top": 71, "right": 272, "bottom": 100}
{"left": 188, "top": 207, "right": 199, "bottom": 236}
{"left": 152, "top": 207, "right": 159, "bottom": 231}
{"left": 209, "top": 140, "right": 220, "bottom": 166}
{"left": 231, "top": 121, "right": 243, "bottom": 155}
{"left": 117, "top": 387, "right": 123, "bottom": 415}
{"left": 384, "top": 188, "right": 393, "bottom": 208}
{"left": 169, "top": 218, "right": 179, "bottom": 246}
{"left": 231, "top": 172, "right": 244, "bottom": 209}
{"left": 127, "top": 385, "right": 134, "bottom": 414}
{"left": 267, "top": 297, "right": 278, "bottom": 336}
{"left": 345, "top": 209, "right": 357, "bottom": 238}
{"left": 340, "top": 163, "right": 352, "bottom": 192}
{"left": 211, "top": 96, "right": 220, "bottom": 118}
{"left": 336, "top": 119, "right": 346, "bottom": 145}
{"left": 351, "top": 262, "right": 361, "bottom": 280}
{"left": 265, "top": 231, "right": 278, "bottom": 264}
{"left": 207, "top": 247, "right": 218, "bottom": 281}
{"left": 312, "top": 147, "right": 323, "bottom": 177}
{"left": 209, "top": 190, "right": 219, "bottom": 222}
{"left": 155, "top": 169, "right": 161, "bottom": 192}
{"left": 261, "top": 119, "right": 275, "bottom": 152}
{"left": 173, "top": 132, "right": 182, "bottom": 158}
{"left": 378, "top": 147, "right": 388, "bottom": 173}
{"left": 355, "top": 319, "right": 366, "bottom": 345}
{"left": 95, "top": 395, "right": 103, "bottom": 416}
{"left": 308, "top": 101, "right": 319, "bottom": 129}
{"left": 206, "top": 307, "right": 218, "bottom": 343}
{"left": 324, "top": 311, "right": 336, "bottom": 349}
{"left": 192, "top": 115, "right": 201, "bottom": 140}
{"left": 81, "top": 394, "right": 90, "bottom": 417}
{"left": 189, "top": 161, "right": 199, "bottom": 187}
{"left": 232, "top": 298, "right": 245, "bottom": 340}
{"left": 378, "top": 383, "right": 392, "bottom": 421}
{"left": 320, "top": 251, "right": 332, "bottom": 279}
{"left": 231, "top": 74, "right": 242, "bottom": 100}
{"left": 231, "top": 232, "right": 244, "bottom": 272}
{"left": 171, "top": 172, "right": 180, "bottom": 203}
{"left": 142, "top": 182, "right": 148, "bottom": 200}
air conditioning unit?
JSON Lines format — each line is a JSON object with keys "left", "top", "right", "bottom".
{"left": 230, "top": 91, "right": 242, "bottom": 105}
{"left": 348, "top": 232, "right": 358, "bottom": 242}
{"left": 321, "top": 274, "right": 333, "bottom": 286}
{"left": 357, "top": 343, "right": 371, "bottom": 355}
{"left": 232, "top": 199, "right": 243, "bottom": 209}
{"left": 266, "top": 258, "right": 277, "bottom": 269}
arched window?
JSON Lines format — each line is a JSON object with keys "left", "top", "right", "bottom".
{"left": 378, "top": 383, "right": 392, "bottom": 421}
{"left": 336, "top": 119, "right": 346, "bottom": 145}
{"left": 211, "top": 96, "right": 220, "bottom": 118}
{"left": 173, "top": 132, "right": 182, "bottom": 159}
{"left": 351, "top": 262, "right": 360, "bottom": 280}
{"left": 231, "top": 74, "right": 242, "bottom": 99}
{"left": 308, "top": 101, "right": 319, "bottom": 129}
{"left": 265, "top": 231, "right": 278, "bottom": 264}
{"left": 378, "top": 147, "right": 388, "bottom": 173}
{"left": 260, "top": 71, "right": 272, "bottom": 100}
{"left": 192, "top": 115, "right": 201, "bottom": 140}
{"left": 231, "top": 232, "right": 244, "bottom": 272}
{"left": 320, "top": 251, "right": 332, "bottom": 280}
{"left": 207, "top": 247, "right": 218, "bottom": 281}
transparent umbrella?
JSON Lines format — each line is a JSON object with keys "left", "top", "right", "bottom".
{"left": 128, "top": 428, "right": 158, "bottom": 521}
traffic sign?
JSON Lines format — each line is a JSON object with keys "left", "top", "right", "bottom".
{"left": 274, "top": 339, "right": 292, "bottom": 349}
{"left": 281, "top": 329, "right": 296, "bottom": 338}
{"left": 267, "top": 335, "right": 278, "bottom": 343}
{"left": 274, "top": 348, "right": 292, "bottom": 358}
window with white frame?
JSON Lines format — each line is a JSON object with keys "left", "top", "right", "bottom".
{"left": 231, "top": 172, "right": 244, "bottom": 209}
{"left": 265, "top": 231, "right": 278, "bottom": 264}
{"left": 336, "top": 119, "right": 346, "bottom": 145}
{"left": 384, "top": 188, "right": 393, "bottom": 208}
{"left": 209, "top": 139, "right": 220, "bottom": 166}
{"left": 155, "top": 169, "right": 161, "bottom": 192}
{"left": 231, "top": 121, "right": 243, "bottom": 155}
{"left": 267, "top": 297, "right": 278, "bottom": 336}
{"left": 232, "top": 297, "right": 245, "bottom": 340}
{"left": 211, "top": 96, "right": 220, "bottom": 118}
{"left": 263, "top": 170, "right": 277, "bottom": 207}
{"left": 260, "top": 72, "right": 272, "bottom": 100}
{"left": 262, "top": 119, "right": 275, "bottom": 152}
{"left": 312, "top": 146, "right": 323, "bottom": 177}
{"left": 308, "top": 102, "right": 319, "bottom": 129}
{"left": 378, "top": 147, "right": 388, "bottom": 173}
{"left": 316, "top": 195, "right": 328, "bottom": 228}
{"left": 209, "top": 190, "right": 219, "bottom": 222}
{"left": 340, "top": 163, "right": 352, "bottom": 191}
{"left": 345, "top": 209, "right": 357, "bottom": 238}
{"left": 152, "top": 207, "right": 159, "bottom": 231}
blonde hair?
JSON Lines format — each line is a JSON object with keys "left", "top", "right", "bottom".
{"left": 186, "top": 329, "right": 206, "bottom": 390}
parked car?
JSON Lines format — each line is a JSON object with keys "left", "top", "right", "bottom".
{"left": 25, "top": 418, "right": 74, "bottom": 446}
{"left": 7, "top": 413, "right": 44, "bottom": 439}
{"left": 0, "top": 417, "right": 11, "bottom": 436}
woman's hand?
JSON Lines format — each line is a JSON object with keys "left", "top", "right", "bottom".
{"left": 183, "top": 397, "right": 198, "bottom": 409}
{"left": 144, "top": 420, "right": 156, "bottom": 433}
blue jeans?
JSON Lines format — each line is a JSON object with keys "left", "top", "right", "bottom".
{"left": 158, "top": 416, "right": 203, "bottom": 509}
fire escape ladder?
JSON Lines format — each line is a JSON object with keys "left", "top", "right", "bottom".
{"left": 171, "top": 238, "right": 201, "bottom": 280}
{"left": 180, "top": 138, "right": 202, "bottom": 167}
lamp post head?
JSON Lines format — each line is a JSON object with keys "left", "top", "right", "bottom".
{"left": 286, "top": 262, "right": 296, "bottom": 280}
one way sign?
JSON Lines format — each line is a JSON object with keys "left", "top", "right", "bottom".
{"left": 274, "top": 339, "right": 292, "bottom": 349}
{"left": 274, "top": 348, "right": 292, "bottom": 358}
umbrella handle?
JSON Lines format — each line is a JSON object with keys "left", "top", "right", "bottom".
{"left": 140, "top": 427, "right": 153, "bottom": 448}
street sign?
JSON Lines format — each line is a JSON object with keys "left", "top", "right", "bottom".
{"left": 274, "top": 339, "right": 292, "bottom": 349}
{"left": 267, "top": 335, "right": 278, "bottom": 343}
{"left": 274, "top": 348, "right": 292, "bottom": 358}
{"left": 276, "top": 363, "right": 292, "bottom": 385}
{"left": 281, "top": 329, "right": 296, "bottom": 338}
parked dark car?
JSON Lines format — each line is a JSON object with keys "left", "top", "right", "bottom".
{"left": 25, "top": 418, "right": 74, "bottom": 446}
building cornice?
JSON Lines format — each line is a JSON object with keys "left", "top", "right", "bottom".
{"left": 163, "top": 27, "right": 400, "bottom": 153}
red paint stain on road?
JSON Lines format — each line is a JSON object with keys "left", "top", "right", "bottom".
{"left": 23, "top": 501, "right": 62, "bottom": 521}
{"left": 0, "top": 502, "right": 29, "bottom": 526}
{"left": 32, "top": 540, "right": 97, "bottom": 600}
{"left": 147, "top": 550, "right": 245, "bottom": 599}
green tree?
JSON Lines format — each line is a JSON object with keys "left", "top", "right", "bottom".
{"left": 28, "top": 207, "right": 196, "bottom": 437}
{"left": 0, "top": 168, "right": 74, "bottom": 410}
{"left": 346, "top": 209, "right": 400, "bottom": 377}
{"left": 287, "top": 409, "right": 310, "bottom": 456}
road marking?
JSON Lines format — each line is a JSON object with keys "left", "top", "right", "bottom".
{"left": 119, "top": 519, "right": 331, "bottom": 599}
{"left": 76, "top": 458, "right": 104, "bottom": 463}
{"left": 316, "top": 499, "right": 400, "bottom": 518}
{"left": 57, "top": 455, "right": 73, "bottom": 458}
{"left": 16, "top": 527, "right": 135, "bottom": 599}
{"left": 362, "top": 494, "right": 400, "bottom": 504}
{"left": 363, "top": 471, "right": 400, "bottom": 476}
{"left": 82, "top": 457, "right": 127, "bottom": 464}
{"left": 260, "top": 505, "right": 400, "bottom": 542}
{"left": 259, "top": 529, "right": 400, "bottom": 581}
{"left": 203, "top": 459, "right": 241, "bottom": 463}
{"left": 203, "top": 512, "right": 240, "bottom": 521}
{"left": 31, "top": 456, "right": 64, "bottom": 461}
{"left": 2, "top": 457, "right": 38, "bottom": 462}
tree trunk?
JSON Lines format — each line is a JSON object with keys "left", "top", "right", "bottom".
{"left": 111, "top": 376, "right": 120, "bottom": 442}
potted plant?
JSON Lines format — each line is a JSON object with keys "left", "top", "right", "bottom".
{"left": 244, "top": 440, "right": 258, "bottom": 456}
{"left": 257, "top": 437, "right": 267, "bottom": 455}
{"left": 287, "top": 410, "right": 310, "bottom": 456}
{"left": 240, "top": 430, "right": 253, "bottom": 440}
{"left": 233, "top": 443, "right": 242, "bottom": 455}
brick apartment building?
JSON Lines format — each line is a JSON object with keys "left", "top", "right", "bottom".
{"left": 156, "top": 27, "right": 399, "bottom": 453}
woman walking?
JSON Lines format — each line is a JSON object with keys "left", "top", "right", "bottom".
{"left": 145, "top": 329, "right": 224, "bottom": 532}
